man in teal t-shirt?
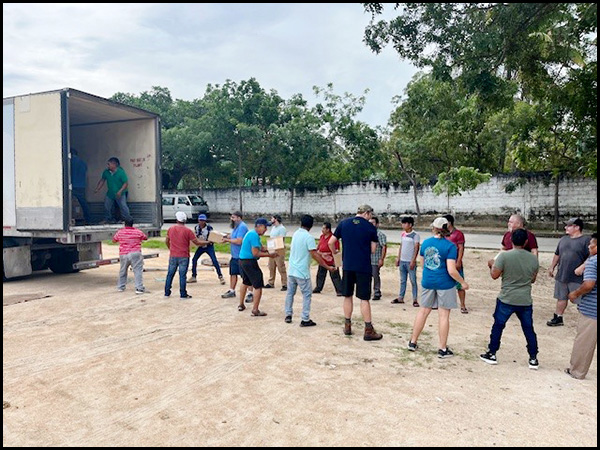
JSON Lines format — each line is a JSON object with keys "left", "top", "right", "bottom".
{"left": 284, "top": 215, "right": 335, "bottom": 326}
{"left": 481, "top": 229, "right": 540, "bottom": 369}
{"left": 94, "top": 156, "right": 131, "bottom": 223}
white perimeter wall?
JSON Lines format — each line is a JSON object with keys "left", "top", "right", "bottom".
{"left": 202, "top": 175, "right": 597, "bottom": 222}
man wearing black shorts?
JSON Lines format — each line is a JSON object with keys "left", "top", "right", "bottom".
{"left": 329, "top": 204, "right": 383, "bottom": 341}
{"left": 238, "top": 218, "right": 276, "bottom": 316}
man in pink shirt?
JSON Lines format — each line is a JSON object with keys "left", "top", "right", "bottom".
{"left": 165, "top": 211, "right": 205, "bottom": 299}
{"left": 113, "top": 218, "right": 148, "bottom": 294}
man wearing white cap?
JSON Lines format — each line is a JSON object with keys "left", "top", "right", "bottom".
{"left": 164, "top": 211, "right": 203, "bottom": 299}
{"left": 188, "top": 214, "right": 226, "bottom": 285}
{"left": 407, "top": 216, "right": 469, "bottom": 359}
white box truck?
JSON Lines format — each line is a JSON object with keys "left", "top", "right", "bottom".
{"left": 3, "top": 88, "right": 162, "bottom": 279}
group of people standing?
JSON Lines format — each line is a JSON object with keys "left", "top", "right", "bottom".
{"left": 111, "top": 205, "right": 596, "bottom": 380}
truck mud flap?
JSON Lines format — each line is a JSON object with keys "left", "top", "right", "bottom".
{"left": 73, "top": 252, "right": 159, "bottom": 270}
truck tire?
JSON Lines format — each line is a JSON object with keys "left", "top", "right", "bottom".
{"left": 49, "top": 249, "right": 80, "bottom": 274}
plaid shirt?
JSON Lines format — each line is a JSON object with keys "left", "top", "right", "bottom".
{"left": 371, "top": 230, "right": 387, "bottom": 265}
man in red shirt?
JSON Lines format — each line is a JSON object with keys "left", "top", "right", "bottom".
{"left": 501, "top": 214, "right": 539, "bottom": 257}
{"left": 313, "top": 222, "right": 343, "bottom": 296}
{"left": 165, "top": 211, "right": 204, "bottom": 299}
{"left": 444, "top": 214, "right": 468, "bottom": 313}
{"left": 113, "top": 218, "right": 148, "bottom": 294}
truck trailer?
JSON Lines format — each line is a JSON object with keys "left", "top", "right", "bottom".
{"left": 3, "top": 88, "right": 162, "bottom": 280}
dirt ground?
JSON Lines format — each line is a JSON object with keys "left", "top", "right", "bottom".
{"left": 3, "top": 244, "right": 597, "bottom": 447}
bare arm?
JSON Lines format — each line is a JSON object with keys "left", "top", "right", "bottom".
{"left": 165, "top": 236, "right": 170, "bottom": 250}
{"left": 379, "top": 245, "right": 387, "bottom": 268}
{"left": 548, "top": 254, "right": 560, "bottom": 277}
{"left": 371, "top": 241, "right": 377, "bottom": 254}
{"left": 93, "top": 178, "right": 106, "bottom": 193}
{"left": 396, "top": 243, "right": 402, "bottom": 267}
{"left": 531, "top": 248, "right": 539, "bottom": 258}
{"left": 328, "top": 235, "right": 339, "bottom": 255}
{"left": 115, "top": 182, "right": 128, "bottom": 199}
{"left": 310, "top": 249, "right": 335, "bottom": 271}
{"left": 568, "top": 280, "right": 596, "bottom": 302}
{"left": 574, "top": 261, "right": 586, "bottom": 276}
{"left": 251, "top": 246, "right": 272, "bottom": 258}
{"left": 456, "top": 243, "right": 465, "bottom": 270}
{"left": 447, "top": 259, "right": 469, "bottom": 289}
{"left": 410, "top": 242, "right": 420, "bottom": 270}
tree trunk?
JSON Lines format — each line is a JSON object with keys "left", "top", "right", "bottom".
{"left": 554, "top": 175, "right": 560, "bottom": 231}
{"left": 394, "top": 150, "right": 421, "bottom": 221}
{"left": 498, "top": 137, "right": 507, "bottom": 172}
{"left": 289, "top": 189, "right": 294, "bottom": 220}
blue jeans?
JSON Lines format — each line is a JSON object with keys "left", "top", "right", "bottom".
{"left": 104, "top": 193, "right": 131, "bottom": 222}
{"left": 72, "top": 187, "right": 91, "bottom": 223}
{"left": 399, "top": 261, "right": 418, "bottom": 300}
{"left": 191, "top": 245, "right": 223, "bottom": 278}
{"left": 488, "top": 298, "right": 538, "bottom": 357}
{"left": 285, "top": 275, "right": 313, "bottom": 321}
{"left": 165, "top": 257, "right": 190, "bottom": 297}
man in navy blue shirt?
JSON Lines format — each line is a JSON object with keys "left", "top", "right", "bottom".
{"left": 329, "top": 204, "right": 383, "bottom": 341}
{"left": 70, "top": 148, "right": 91, "bottom": 224}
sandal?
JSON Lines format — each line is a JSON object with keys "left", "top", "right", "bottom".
{"left": 237, "top": 305, "right": 246, "bottom": 312}
{"left": 412, "top": 301, "right": 420, "bottom": 307}
{"left": 251, "top": 310, "right": 267, "bottom": 317}
{"left": 391, "top": 298, "right": 405, "bottom": 304}
{"left": 461, "top": 307, "right": 469, "bottom": 314}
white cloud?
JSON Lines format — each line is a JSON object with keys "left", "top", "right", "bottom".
{"left": 3, "top": 3, "right": 419, "bottom": 128}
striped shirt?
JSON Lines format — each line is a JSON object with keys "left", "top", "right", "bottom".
{"left": 371, "top": 229, "right": 387, "bottom": 265}
{"left": 578, "top": 255, "right": 597, "bottom": 320}
{"left": 113, "top": 226, "right": 148, "bottom": 255}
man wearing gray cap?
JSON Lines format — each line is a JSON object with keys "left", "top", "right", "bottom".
{"left": 547, "top": 218, "right": 592, "bottom": 327}
{"left": 328, "top": 204, "right": 383, "bottom": 341}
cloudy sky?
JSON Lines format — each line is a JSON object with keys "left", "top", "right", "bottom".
{"left": 3, "top": 3, "right": 419, "bottom": 128}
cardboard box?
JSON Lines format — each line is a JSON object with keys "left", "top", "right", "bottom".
{"left": 333, "top": 251, "right": 342, "bottom": 268}
{"left": 267, "top": 236, "right": 285, "bottom": 254}
{"left": 208, "top": 230, "right": 227, "bottom": 243}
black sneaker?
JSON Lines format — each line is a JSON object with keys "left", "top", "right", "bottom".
{"left": 300, "top": 319, "right": 316, "bottom": 327}
{"left": 221, "top": 290, "right": 236, "bottom": 298}
{"left": 438, "top": 348, "right": 454, "bottom": 359}
{"left": 180, "top": 294, "right": 192, "bottom": 299}
{"left": 312, "top": 289, "right": 321, "bottom": 294}
{"left": 480, "top": 351, "right": 498, "bottom": 365}
{"left": 281, "top": 286, "right": 287, "bottom": 291}
{"left": 284, "top": 315, "right": 292, "bottom": 323}
{"left": 372, "top": 295, "right": 381, "bottom": 301}
{"left": 407, "top": 341, "right": 418, "bottom": 352}
{"left": 264, "top": 284, "right": 274, "bottom": 289}
{"left": 528, "top": 357, "right": 539, "bottom": 370}
{"left": 547, "top": 314, "right": 564, "bottom": 327}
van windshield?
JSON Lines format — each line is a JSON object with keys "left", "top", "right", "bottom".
{"left": 188, "top": 195, "right": 206, "bottom": 206}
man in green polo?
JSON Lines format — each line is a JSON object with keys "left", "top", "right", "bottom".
{"left": 94, "top": 156, "right": 132, "bottom": 223}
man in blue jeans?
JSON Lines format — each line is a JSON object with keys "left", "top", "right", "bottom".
{"left": 481, "top": 228, "right": 540, "bottom": 369}
{"left": 284, "top": 215, "right": 336, "bottom": 326}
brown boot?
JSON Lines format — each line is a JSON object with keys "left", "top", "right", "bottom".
{"left": 344, "top": 322, "right": 352, "bottom": 336}
{"left": 364, "top": 327, "right": 383, "bottom": 341}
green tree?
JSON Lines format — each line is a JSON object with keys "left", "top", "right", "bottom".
{"left": 433, "top": 166, "right": 492, "bottom": 211}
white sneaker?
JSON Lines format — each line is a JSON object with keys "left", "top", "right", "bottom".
{"left": 135, "top": 289, "right": 147, "bottom": 294}
{"left": 219, "top": 276, "right": 226, "bottom": 285}
{"left": 187, "top": 276, "right": 197, "bottom": 283}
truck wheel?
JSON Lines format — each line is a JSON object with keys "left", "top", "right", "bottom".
{"left": 49, "top": 249, "right": 80, "bottom": 274}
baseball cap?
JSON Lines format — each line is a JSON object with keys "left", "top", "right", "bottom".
{"left": 175, "top": 211, "right": 187, "bottom": 222}
{"left": 197, "top": 214, "right": 207, "bottom": 221}
{"left": 255, "top": 217, "right": 270, "bottom": 227}
{"left": 566, "top": 217, "right": 584, "bottom": 229}
{"left": 431, "top": 217, "right": 449, "bottom": 229}
{"left": 357, "top": 204, "right": 374, "bottom": 214}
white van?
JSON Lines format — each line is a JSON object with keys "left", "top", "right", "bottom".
{"left": 162, "top": 193, "right": 209, "bottom": 221}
